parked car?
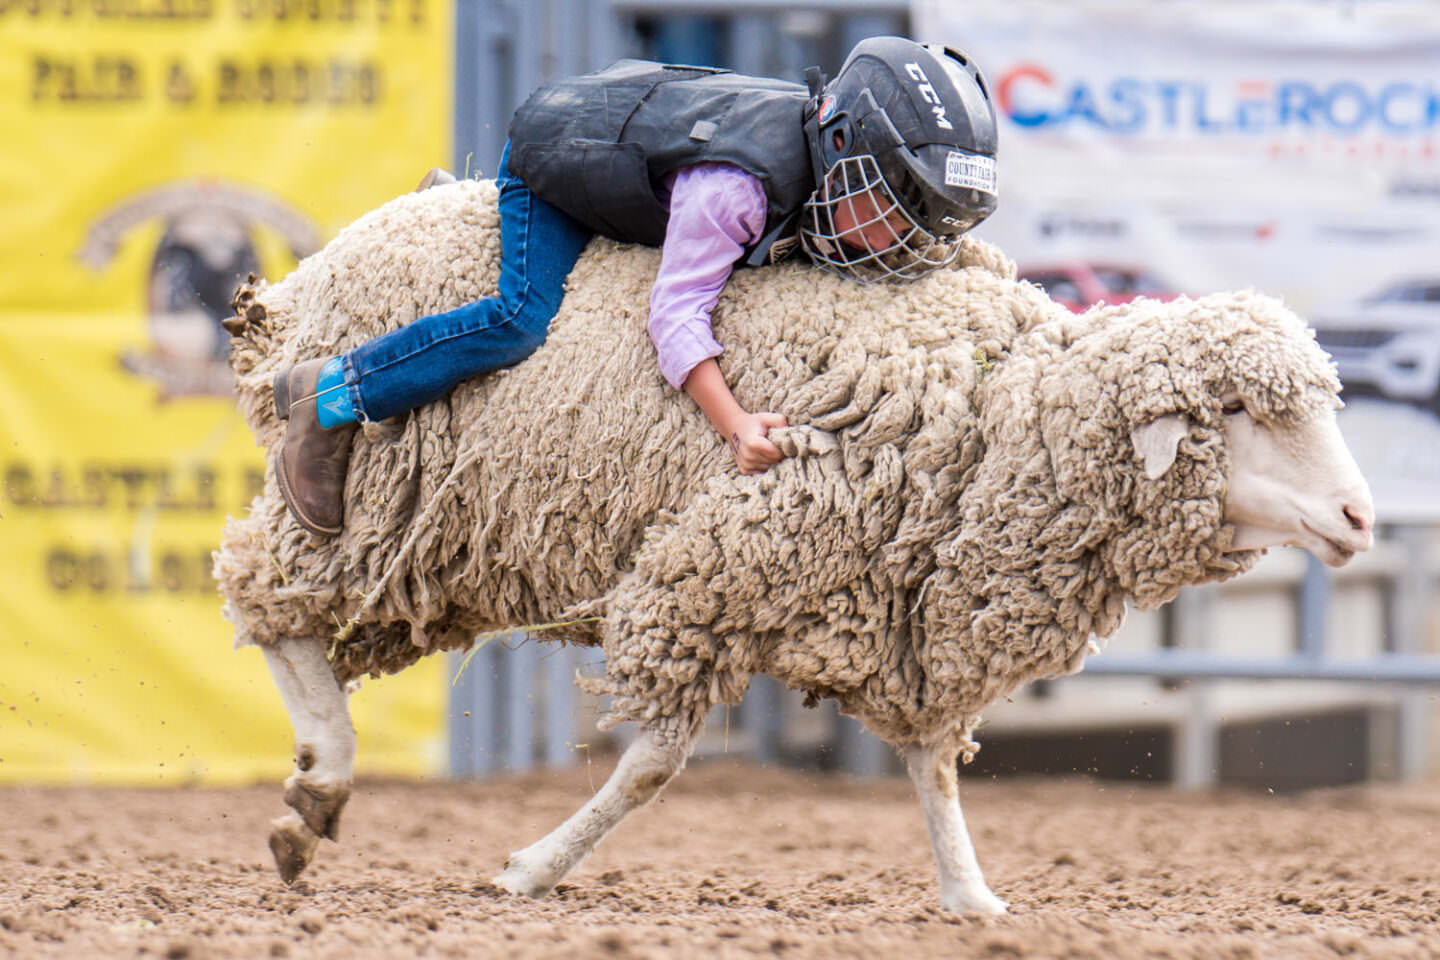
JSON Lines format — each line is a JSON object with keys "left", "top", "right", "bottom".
{"left": 1310, "top": 279, "right": 1440, "bottom": 414}
{"left": 1018, "top": 262, "right": 1179, "bottom": 313}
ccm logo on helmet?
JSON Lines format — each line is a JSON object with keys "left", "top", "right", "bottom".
{"left": 905, "top": 61, "right": 954, "bottom": 131}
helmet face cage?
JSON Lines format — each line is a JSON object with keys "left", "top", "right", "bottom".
{"left": 799, "top": 154, "right": 961, "bottom": 284}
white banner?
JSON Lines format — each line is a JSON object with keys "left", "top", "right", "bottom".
{"left": 916, "top": 0, "right": 1440, "bottom": 519}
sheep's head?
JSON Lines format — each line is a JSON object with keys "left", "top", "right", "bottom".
{"left": 1027, "top": 290, "right": 1373, "bottom": 605}
{"left": 1122, "top": 292, "right": 1373, "bottom": 568}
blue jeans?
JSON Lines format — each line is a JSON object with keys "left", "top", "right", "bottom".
{"left": 341, "top": 143, "right": 592, "bottom": 422}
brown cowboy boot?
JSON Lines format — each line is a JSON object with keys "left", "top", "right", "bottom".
{"left": 272, "top": 359, "right": 357, "bottom": 536}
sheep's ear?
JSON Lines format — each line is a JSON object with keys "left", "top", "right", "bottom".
{"left": 1130, "top": 414, "right": 1190, "bottom": 480}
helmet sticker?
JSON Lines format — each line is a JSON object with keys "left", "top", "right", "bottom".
{"left": 944, "top": 151, "right": 997, "bottom": 195}
{"left": 818, "top": 95, "right": 837, "bottom": 125}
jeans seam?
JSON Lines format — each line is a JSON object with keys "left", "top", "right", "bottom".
{"left": 339, "top": 353, "right": 372, "bottom": 423}
{"left": 355, "top": 295, "right": 540, "bottom": 377}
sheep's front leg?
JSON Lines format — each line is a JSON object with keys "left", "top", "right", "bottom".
{"left": 904, "top": 742, "right": 1008, "bottom": 916}
{"left": 493, "top": 723, "right": 696, "bottom": 897}
{"left": 261, "top": 635, "right": 356, "bottom": 885}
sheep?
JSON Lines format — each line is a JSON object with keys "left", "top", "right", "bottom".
{"left": 215, "top": 178, "right": 1374, "bottom": 915}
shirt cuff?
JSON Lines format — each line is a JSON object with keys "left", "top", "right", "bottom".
{"left": 654, "top": 322, "right": 724, "bottom": 390}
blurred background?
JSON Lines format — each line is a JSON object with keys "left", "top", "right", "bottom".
{"left": 3, "top": 0, "right": 1439, "bottom": 791}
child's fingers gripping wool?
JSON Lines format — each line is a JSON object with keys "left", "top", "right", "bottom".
{"left": 731, "top": 410, "right": 789, "bottom": 475}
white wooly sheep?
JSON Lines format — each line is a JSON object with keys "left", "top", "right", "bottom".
{"left": 215, "top": 180, "right": 1374, "bottom": 915}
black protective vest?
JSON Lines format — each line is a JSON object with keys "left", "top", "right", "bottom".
{"left": 507, "top": 60, "right": 815, "bottom": 265}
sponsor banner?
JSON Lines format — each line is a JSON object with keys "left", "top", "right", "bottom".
{"left": 915, "top": 0, "right": 1440, "bottom": 519}
{"left": 0, "top": 3, "right": 452, "bottom": 782}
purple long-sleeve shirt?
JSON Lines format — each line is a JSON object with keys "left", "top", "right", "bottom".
{"left": 648, "top": 163, "right": 769, "bottom": 390}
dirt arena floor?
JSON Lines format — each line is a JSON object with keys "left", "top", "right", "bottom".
{"left": 3, "top": 758, "right": 1439, "bottom": 959}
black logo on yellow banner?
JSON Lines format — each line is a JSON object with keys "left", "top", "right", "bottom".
{"left": 77, "top": 180, "right": 318, "bottom": 398}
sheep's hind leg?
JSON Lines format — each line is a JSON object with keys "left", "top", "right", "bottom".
{"left": 261, "top": 635, "right": 356, "bottom": 885}
{"left": 493, "top": 722, "right": 697, "bottom": 897}
{"left": 904, "top": 742, "right": 1008, "bottom": 916}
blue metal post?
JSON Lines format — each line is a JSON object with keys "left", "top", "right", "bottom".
{"left": 743, "top": 674, "right": 785, "bottom": 765}
{"left": 544, "top": 645, "right": 579, "bottom": 768}
{"left": 833, "top": 707, "right": 892, "bottom": 776}
{"left": 1395, "top": 526, "right": 1431, "bottom": 779}
{"left": 1170, "top": 585, "right": 1217, "bottom": 788}
{"left": 503, "top": 637, "right": 538, "bottom": 770}
{"left": 447, "top": 650, "right": 475, "bottom": 777}
{"left": 1298, "top": 553, "right": 1331, "bottom": 661}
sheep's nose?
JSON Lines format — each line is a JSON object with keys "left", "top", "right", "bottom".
{"left": 1342, "top": 498, "right": 1375, "bottom": 548}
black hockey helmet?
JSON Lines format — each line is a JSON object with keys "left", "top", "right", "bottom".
{"left": 799, "top": 36, "right": 999, "bottom": 283}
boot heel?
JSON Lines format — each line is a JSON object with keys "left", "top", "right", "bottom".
{"left": 273, "top": 369, "right": 293, "bottom": 420}
{"left": 416, "top": 167, "right": 456, "bottom": 191}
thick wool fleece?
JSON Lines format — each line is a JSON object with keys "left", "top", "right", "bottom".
{"left": 216, "top": 179, "right": 1340, "bottom": 751}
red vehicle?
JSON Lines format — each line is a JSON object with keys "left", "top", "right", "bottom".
{"left": 1018, "top": 263, "right": 1179, "bottom": 313}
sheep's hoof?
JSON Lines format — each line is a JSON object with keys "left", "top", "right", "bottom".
{"left": 223, "top": 277, "right": 266, "bottom": 334}
{"left": 283, "top": 778, "right": 349, "bottom": 841}
{"left": 269, "top": 813, "right": 320, "bottom": 885}
{"left": 940, "top": 884, "right": 1009, "bottom": 917}
{"left": 492, "top": 853, "right": 558, "bottom": 899}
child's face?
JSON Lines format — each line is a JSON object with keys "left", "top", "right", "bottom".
{"left": 830, "top": 187, "right": 911, "bottom": 253}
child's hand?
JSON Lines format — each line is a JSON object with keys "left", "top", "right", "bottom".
{"left": 680, "top": 359, "right": 789, "bottom": 475}
{"left": 729, "top": 411, "right": 788, "bottom": 475}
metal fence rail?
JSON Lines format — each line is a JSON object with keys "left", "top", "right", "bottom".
{"left": 1080, "top": 652, "right": 1440, "bottom": 683}
{"left": 442, "top": 0, "right": 1440, "bottom": 786}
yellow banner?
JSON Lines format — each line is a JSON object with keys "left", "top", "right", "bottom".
{"left": 0, "top": 2, "right": 453, "bottom": 783}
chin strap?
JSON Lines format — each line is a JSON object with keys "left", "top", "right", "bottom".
{"left": 805, "top": 65, "right": 826, "bottom": 99}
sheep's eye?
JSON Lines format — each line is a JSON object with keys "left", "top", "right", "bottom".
{"left": 1220, "top": 398, "right": 1246, "bottom": 416}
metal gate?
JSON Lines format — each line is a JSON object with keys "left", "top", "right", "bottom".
{"left": 441, "top": 0, "right": 1440, "bottom": 785}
